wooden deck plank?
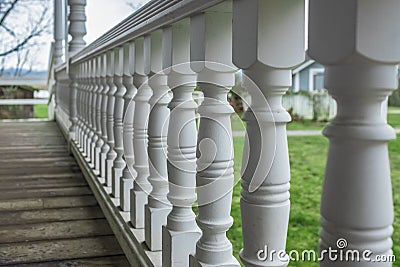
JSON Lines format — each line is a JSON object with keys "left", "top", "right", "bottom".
{"left": 0, "top": 236, "right": 123, "bottom": 265}
{"left": 0, "top": 177, "right": 87, "bottom": 190}
{"left": 0, "top": 121, "right": 128, "bottom": 266}
{"left": 0, "top": 186, "right": 92, "bottom": 200}
{"left": 0, "top": 219, "right": 113, "bottom": 244}
{"left": 0, "top": 207, "right": 105, "bottom": 226}
{"left": 5, "top": 255, "right": 130, "bottom": 267}
{"left": 0, "top": 195, "right": 98, "bottom": 212}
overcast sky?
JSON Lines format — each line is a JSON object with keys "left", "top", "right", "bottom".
{"left": 26, "top": 0, "right": 149, "bottom": 71}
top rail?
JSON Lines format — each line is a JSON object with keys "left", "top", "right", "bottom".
{"left": 68, "top": 0, "right": 224, "bottom": 65}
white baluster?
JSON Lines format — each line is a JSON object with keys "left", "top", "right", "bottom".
{"left": 79, "top": 63, "right": 86, "bottom": 148}
{"left": 77, "top": 63, "right": 84, "bottom": 149}
{"left": 121, "top": 42, "right": 137, "bottom": 211}
{"left": 232, "top": 1, "right": 305, "bottom": 266}
{"left": 100, "top": 54, "right": 111, "bottom": 180}
{"left": 112, "top": 47, "right": 126, "bottom": 198}
{"left": 162, "top": 20, "right": 201, "bottom": 267}
{"left": 94, "top": 56, "right": 105, "bottom": 173}
{"left": 86, "top": 59, "right": 95, "bottom": 163}
{"left": 75, "top": 63, "right": 83, "bottom": 147}
{"left": 189, "top": 3, "right": 240, "bottom": 266}
{"left": 67, "top": 0, "right": 86, "bottom": 53}
{"left": 144, "top": 30, "right": 172, "bottom": 251}
{"left": 68, "top": 64, "right": 78, "bottom": 144}
{"left": 89, "top": 58, "right": 98, "bottom": 165}
{"left": 308, "top": 1, "right": 399, "bottom": 266}
{"left": 83, "top": 61, "right": 91, "bottom": 158}
{"left": 106, "top": 50, "right": 117, "bottom": 187}
{"left": 131, "top": 37, "right": 152, "bottom": 228}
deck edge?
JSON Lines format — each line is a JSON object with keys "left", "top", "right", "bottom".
{"left": 70, "top": 141, "right": 155, "bottom": 267}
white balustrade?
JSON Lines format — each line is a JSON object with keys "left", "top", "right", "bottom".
{"left": 131, "top": 38, "right": 153, "bottom": 229}
{"left": 232, "top": 1, "right": 305, "bottom": 266}
{"left": 53, "top": 1, "right": 398, "bottom": 267}
{"left": 120, "top": 42, "right": 137, "bottom": 211}
{"left": 309, "top": 1, "right": 399, "bottom": 266}
{"left": 162, "top": 20, "right": 201, "bottom": 267}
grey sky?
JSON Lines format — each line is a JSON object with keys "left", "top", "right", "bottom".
{"left": 6, "top": 0, "right": 148, "bottom": 71}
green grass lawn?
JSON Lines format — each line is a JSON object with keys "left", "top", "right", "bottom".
{"left": 34, "top": 104, "right": 48, "bottom": 118}
{"left": 232, "top": 112, "right": 400, "bottom": 132}
{"left": 227, "top": 135, "right": 400, "bottom": 266}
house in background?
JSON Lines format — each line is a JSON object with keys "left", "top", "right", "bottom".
{"left": 292, "top": 59, "right": 325, "bottom": 92}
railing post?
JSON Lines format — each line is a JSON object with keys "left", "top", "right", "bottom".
{"left": 94, "top": 56, "right": 105, "bottom": 173}
{"left": 308, "top": 1, "right": 398, "bottom": 265}
{"left": 53, "top": 0, "right": 64, "bottom": 65}
{"left": 232, "top": 1, "right": 305, "bottom": 266}
{"left": 144, "top": 30, "right": 172, "bottom": 251}
{"left": 100, "top": 53, "right": 110, "bottom": 180}
{"left": 106, "top": 50, "right": 117, "bottom": 188}
{"left": 131, "top": 38, "right": 153, "bottom": 228}
{"left": 162, "top": 20, "right": 201, "bottom": 267}
{"left": 121, "top": 42, "right": 137, "bottom": 211}
{"left": 112, "top": 46, "right": 126, "bottom": 198}
{"left": 189, "top": 3, "right": 240, "bottom": 266}
{"left": 67, "top": 0, "right": 86, "bottom": 53}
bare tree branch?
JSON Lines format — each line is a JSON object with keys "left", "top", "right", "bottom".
{"left": 0, "top": 0, "right": 51, "bottom": 74}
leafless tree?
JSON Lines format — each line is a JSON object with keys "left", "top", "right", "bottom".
{"left": 0, "top": 0, "right": 52, "bottom": 76}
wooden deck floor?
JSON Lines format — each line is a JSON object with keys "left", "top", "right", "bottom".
{"left": 0, "top": 121, "right": 130, "bottom": 266}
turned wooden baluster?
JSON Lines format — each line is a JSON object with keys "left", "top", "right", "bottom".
{"left": 309, "top": 1, "right": 399, "bottom": 266}
{"left": 80, "top": 63, "right": 87, "bottom": 148}
{"left": 67, "top": 0, "right": 86, "bottom": 53}
{"left": 162, "top": 20, "right": 201, "bottom": 267}
{"left": 189, "top": 3, "right": 240, "bottom": 266}
{"left": 100, "top": 53, "right": 111, "bottom": 180}
{"left": 84, "top": 61, "right": 92, "bottom": 158}
{"left": 121, "top": 42, "right": 137, "bottom": 211}
{"left": 86, "top": 59, "right": 95, "bottom": 162}
{"left": 112, "top": 46, "right": 126, "bottom": 198}
{"left": 90, "top": 58, "right": 100, "bottom": 166}
{"left": 131, "top": 37, "right": 153, "bottom": 228}
{"left": 106, "top": 50, "right": 117, "bottom": 187}
{"left": 75, "top": 63, "right": 83, "bottom": 147}
{"left": 232, "top": 1, "right": 305, "bottom": 266}
{"left": 81, "top": 61, "right": 89, "bottom": 155}
{"left": 144, "top": 30, "right": 172, "bottom": 251}
{"left": 94, "top": 56, "right": 105, "bottom": 173}
{"left": 68, "top": 63, "right": 78, "bottom": 145}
